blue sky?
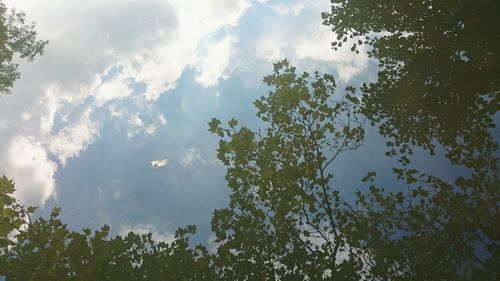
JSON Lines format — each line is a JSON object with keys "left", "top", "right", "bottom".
{"left": 0, "top": 0, "right": 469, "bottom": 244}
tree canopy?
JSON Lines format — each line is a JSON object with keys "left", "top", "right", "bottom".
{"left": 209, "top": 60, "right": 365, "bottom": 280}
{"left": 320, "top": 0, "right": 499, "bottom": 279}
{"left": 0, "top": 1, "right": 47, "bottom": 94}
{"left": 208, "top": 59, "right": 498, "bottom": 279}
{"left": 0, "top": 176, "right": 215, "bottom": 281}
{"left": 322, "top": 0, "right": 499, "bottom": 169}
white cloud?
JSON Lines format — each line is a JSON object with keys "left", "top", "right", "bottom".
{"left": 48, "top": 108, "right": 100, "bottom": 166}
{"left": 2, "top": 0, "right": 253, "bottom": 107}
{"left": 158, "top": 114, "right": 168, "bottom": 125}
{"left": 6, "top": 136, "right": 57, "bottom": 206}
{"left": 254, "top": 15, "right": 370, "bottom": 81}
{"left": 196, "top": 35, "right": 236, "bottom": 87}
{"left": 1, "top": 86, "right": 99, "bottom": 206}
{"left": 119, "top": 223, "right": 174, "bottom": 243}
{"left": 127, "top": 113, "right": 160, "bottom": 137}
{"left": 293, "top": 27, "right": 369, "bottom": 81}
{"left": 130, "top": 113, "right": 144, "bottom": 128}
{"left": 118, "top": 0, "right": 251, "bottom": 99}
{"left": 144, "top": 125, "right": 157, "bottom": 136}
{"left": 255, "top": 34, "right": 287, "bottom": 62}
{"left": 181, "top": 147, "right": 207, "bottom": 169}
{"left": 271, "top": 3, "right": 305, "bottom": 16}
{"left": 0, "top": 0, "right": 252, "bottom": 206}
{"left": 39, "top": 87, "right": 59, "bottom": 136}
{"left": 93, "top": 74, "right": 133, "bottom": 107}
{"left": 21, "top": 112, "right": 33, "bottom": 122}
{"left": 127, "top": 113, "right": 145, "bottom": 138}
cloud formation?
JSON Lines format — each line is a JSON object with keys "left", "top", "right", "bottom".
{"left": 196, "top": 35, "right": 236, "bottom": 87}
{"left": 6, "top": 136, "right": 57, "bottom": 206}
{"left": 254, "top": 0, "right": 370, "bottom": 81}
{"left": 1, "top": 0, "right": 253, "bottom": 206}
{"left": 181, "top": 147, "right": 207, "bottom": 170}
{"left": 93, "top": 73, "right": 133, "bottom": 107}
{"left": 48, "top": 108, "right": 100, "bottom": 166}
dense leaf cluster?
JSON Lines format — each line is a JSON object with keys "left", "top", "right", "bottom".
{"left": 0, "top": 177, "right": 215, "bottom": 281}
{"left": 209, "top": 60, "right": 498, "bottom": 280}
{"left": 322, "top": 0, "right": 500, "bottom": 169}
{"left": 209, "top": 60, "right": 365, "bottom": 280}
{"left": 0, "top": 1, "right": 47, "bottom": 94}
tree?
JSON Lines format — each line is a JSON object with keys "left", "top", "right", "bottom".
{"left": 0, "top": 175, "right": 215, "bottom": 280}
{"left": 340, "top": 168, "right": 499, "bottom": 280}
{"left": 322, "top": 0, "right": 499, "bottom": 169}
{"left": 321, "top": 1, "right": 499, "bottom": 279}
{"left": 209, "top": 60, "right": 365, "bottom": 280}
{"left": 0, "top": 175, "right": 35, "bottom": 278}
{"left": 0, "top": 176, "right": 33, "bottom": 250}
{"left": 209, "top": 57, "right": 498, "bottom": 279}
{"left": 0, "top": 0, "right": 47, "bottom": 94}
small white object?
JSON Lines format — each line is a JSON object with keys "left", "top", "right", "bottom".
{"left": 0, "top": 275, "right": 6, "bottom": 281}
{"left": 150, "top": 159, "right": 168, "bottom": 168}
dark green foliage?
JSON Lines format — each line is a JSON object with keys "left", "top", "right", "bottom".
{"left": 323, "top": 0, "right": 499, "bottom": 169}
{"left": 0, "top": 0, "right": 47, "bottom": 94}
{"left": 322, "top": 1, "right": 500, "bottom": 279}
{"left": 0, "top": 176, "right": 29, "bottom": 249}
{"left": 209, "top": 60, "right": 365, "bottom": 280}
{"left": 0, "top": 175, "right": 214, "bottom": 281}
{"left": 208, "top": 54, "right": 499, "bottom": 279}
{"left": 342, "top": 169, "right": 499, "bottom": 280}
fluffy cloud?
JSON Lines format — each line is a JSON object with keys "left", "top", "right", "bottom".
{"left": 126, "top": 112, "right": 166, "bottom": 138}
{"left": 253, "top": 6, "right": 370, "bottom": 81}
{"left": 293, "top": 28, "right": 369, "bottom": 81}
{"left": 127, "top": 113, "right": 147, "bottom": 138}
{"left": 158, "top": 114, "right": 168, "bottom": 125}
{"left": 271, "top": 3, "right": 305, "bottom": 15}
{"left": 255, "top": 35, "right": 287, "bottom": 62}
{"left": 196, "top": 35, "right": 236, "bottom": 87}
{"left": 181, "top": 147, "right": 207, "bottom": 169}
{"left": 48, "top": 108, "right": 100, "bottom": 166}
{"left": 5, "top": 136, "right": 57, "bottom": 206}
{"left": 93, "top": 73, "right": 133, "bottom": 107}
{"left": 118, "top": 0, "right": 251, "bottom": 100}
{"left": 1, "top": 0, "right": 253, "bottom": 206}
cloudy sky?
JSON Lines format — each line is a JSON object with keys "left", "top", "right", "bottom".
{"left": 0, "top": 0, "right": 460, "bottom": 244}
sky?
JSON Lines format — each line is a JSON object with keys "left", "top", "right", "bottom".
{"left": 0, "top": 0, "right": 464, "bottom": 245}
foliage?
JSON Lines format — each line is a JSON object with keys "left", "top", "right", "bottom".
{"left": 209, "top": 55, "right": 499, "bottom": 279}
{"left": 0, "top": 176, "right": 32, "bottom": 249}
{"left": 0, "top": 175, "right": 214, "bottom": 281}
{"left": 209, "top": 60, "right": 365, "bottom": 280}
{"left": 322, "top": 0, "right": 499, "bottom": 168}
{"left": 322, "top": 1, "right": 500, "bottom": 279}
{"left": 0, "top": 0, "right": 47, "bottom": 94}
{"left": 342, "top": 169, "right": 499, "bottom": 280}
